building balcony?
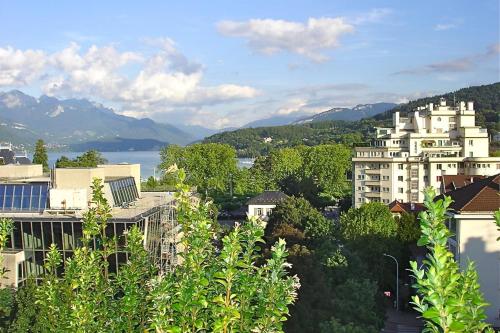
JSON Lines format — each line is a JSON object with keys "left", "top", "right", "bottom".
{"left": 365, "top": 168, "right": 381, "bottom": 174}
{"left": 365, "top": 191, "right": 381, "bottom": 198}
{"left": 364, "top": 180, "right": 380, "bottom": 185}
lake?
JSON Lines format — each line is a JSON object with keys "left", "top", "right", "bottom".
{"left": 47, "top": 151, "right": 254, "bottom": 180}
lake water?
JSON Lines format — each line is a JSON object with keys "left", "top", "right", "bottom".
{"left": 47, "top": 151, "right": 254, "bottom": 180}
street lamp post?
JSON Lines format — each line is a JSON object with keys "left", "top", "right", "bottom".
{"left": 383, "top": 253, "right": 399, "bottom": 311}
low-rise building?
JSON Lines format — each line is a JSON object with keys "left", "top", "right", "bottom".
{"left": 436, "top": 174, "right": 500, "bottom": 326}
{"left": 247, "top": 191, "right": 287, "bottom": 221}
{"left": 0, "top": 163, "right": 176, "bottom": 286}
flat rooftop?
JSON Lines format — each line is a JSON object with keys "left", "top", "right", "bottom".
{"left": 0, "top": 191, "right": 174, "bottom": 221}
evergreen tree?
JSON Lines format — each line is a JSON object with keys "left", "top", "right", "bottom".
{"left": 32, "top": 140, "right": 48, "bottom": 172}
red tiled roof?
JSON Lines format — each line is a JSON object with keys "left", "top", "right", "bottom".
{"left": 388, "top": 200, "right": 426, "bottom": 214}
{"left": 440, "top": 175, "right": 485, "bottom": 193}
{"left": 436, "top": 173, "right": 500, "bottom": 212}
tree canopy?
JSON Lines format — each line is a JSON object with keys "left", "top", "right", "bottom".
{"left": 55, "top": 150, "right": 107, "bottom": 168}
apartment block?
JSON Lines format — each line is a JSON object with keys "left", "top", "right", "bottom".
{"left": 352, "top": 98, "right": 500, "bottom": 207}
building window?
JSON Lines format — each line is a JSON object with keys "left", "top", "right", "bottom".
{"left": 255, "top": 208, "right": 263, "bottom": 216}
{"left": 398, "top": 188, "right": 404, "bottom": 193}
{"left": 398, "top": 164, "right": 403, "bottom": 170}
{"left": 469, "top": 152, "right": 473, "bottom": 157}
{"left": 423, "top": 175, "right": 428, "bottom": 182}
{"left": 398, "top": 176, "right": 403, "bottom": 181}
{"left": 436, "top": 164, "right": 442, "bottom": 170}
{"left": 469, "top": 140, "right": 473, "bottom": 146}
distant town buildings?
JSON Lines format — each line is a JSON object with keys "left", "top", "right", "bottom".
{"left": 352, "top": 99, "right": 500, "bottom": 207}
{"left": 0, "top": 143, "right": 31, "bottom": 165}
{"left": 0, "top": 163, "right": 177, "bottom": 287}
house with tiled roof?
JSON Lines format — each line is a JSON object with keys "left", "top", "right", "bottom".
{"left": 436, "top": 173, "right": 500, "bottom": 326}
{"left": 388, "top": 200, "right": 426, "bottom": 216}
{"left": 247, "top": 191, "right": 288, "bottom": 221}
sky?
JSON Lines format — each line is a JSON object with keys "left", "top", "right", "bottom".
{"left": 0, "top": 0, "right": 498, "bottom": 129}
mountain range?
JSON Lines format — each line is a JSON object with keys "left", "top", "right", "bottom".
{"left": 0, "top": 90, "right": 195, "bottom": 149}
{"left": 242, "top": 102, "right": 397, "bottom": 128}
{"left": 0, "top": 90, "right": 400, "bottom": 151}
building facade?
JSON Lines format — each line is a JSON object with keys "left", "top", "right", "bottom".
{"left": 437, "top": 174, "right": 500, "bottom": 326}
{"left": 352, "top": 99, "right": 500, "bottom": 207}
{"left": 0, "top": 163, "right": 176, "bottom": 287}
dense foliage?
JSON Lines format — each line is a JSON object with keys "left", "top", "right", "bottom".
{"left": 32, "top": 139, "right": 48, "bottom": 172}
{"left": 266, "top": 197, "right": 388, "bottom": 333}
{"left": 6, "top": 173, "right": 298, "bottom": 332}
{"left": 159, "top": 143, "right": 352, "bottom": 210}
{"left": 410, "top": 189, "right": 493, "bottom": 332}
{"left": 160, "top": 143, "right": 238, "bottom": 194}
{"left": 55, "top": 150, "right": 108, "bottom": 168}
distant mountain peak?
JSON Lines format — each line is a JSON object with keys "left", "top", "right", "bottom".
{"left": 0, "top": 90, "right": 195, "bottom": 147}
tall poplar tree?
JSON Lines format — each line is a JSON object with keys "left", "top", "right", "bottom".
{"left": 32, "top": 139, "right": 48, "bottom": 172}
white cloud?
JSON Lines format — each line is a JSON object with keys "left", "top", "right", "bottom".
{"left": 352, "top": 8, "right": 392, "bottom": 25}
{"left": 0, "top": 47, "right": 46, "bottom": 86}
{"left": 0, "top": 41, "right": 258, "bottom": 127}
{"left": 434, "top": 23, "right": 457, "bottom": 31}
{"left": 217, "top": 17, "right": 354, "bottom": 62}
{"left": 393, "top": 43, "right": 500, "bottom": 75}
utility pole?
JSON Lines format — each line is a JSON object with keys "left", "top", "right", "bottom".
{"left": 383, "top": 253, "right": 399, "bottom": 311}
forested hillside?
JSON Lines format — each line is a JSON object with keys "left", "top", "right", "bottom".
{"left": 203, "top": 119, "right": 381, "bottom": 157}
{"left": 203, "top": 83, "right": 500, "bottom": 157}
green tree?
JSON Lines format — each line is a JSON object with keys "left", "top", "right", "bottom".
{"left": 319, "top": 279, "right": 383, "bottom": 333}
{"left": 267, "top": 196, "right": 332, "bottom": 242}
{"left": 159, "top": 143, "right": 238, "bottom": 195}
{"left": 396, "top": 212, "right": 421, "bottom": 243}
{"left": 15, "top": 171, "right": 299, "bottom": 332}
{"left": 32, "top": 140, "right": 48, "bottom": 172}
{"left": 410, "top": 188, "right": 493, "bottom": 332}
{"left": 339, "top": 202, "right": 396, "bottom": 241}
{"left": 55, "top": 150, "right": 107, "bottom": 168}
{"left": 0, "top": 218, "right": 14, "bottom": 331}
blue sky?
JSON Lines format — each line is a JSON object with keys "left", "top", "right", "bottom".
{"left": 0, "top": 0, "right": 498, "bottom": 128}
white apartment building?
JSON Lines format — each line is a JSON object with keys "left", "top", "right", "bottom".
{"left": 352, "top": 98, "right": 500, "bottom": 207}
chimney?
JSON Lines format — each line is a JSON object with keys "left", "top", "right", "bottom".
{"left": 459, "top": 101, "right": 465, "bottom": 111}
{"left": 428, "top": 102, "right": 434, "bottom": 111}
{"left": 467, "top": 101, "right": 474, "bottom": 111}
{"left": 440, "top": 98, "right": 446, "bottom": 106}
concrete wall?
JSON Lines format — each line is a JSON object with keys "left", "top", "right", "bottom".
{"left": 456, "top": 214, "right": 500, "bottom": 326}
{"left": 0, "top": 250, "right": 25, "bottom": 288}
{"left": 0, "top": 164, "right": 43, "bottom": 179}
{"left": 53, "top": 164, "right": 141, "bottom": 203}
{"left": 49, "top": 188, "right": 88, "bottom": 210}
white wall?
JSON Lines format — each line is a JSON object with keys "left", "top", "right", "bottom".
{"left": 247, "top": 204, "right": 276, "bottom": 220}
{"left": 456, "top": 214, "right": 500, "bottom": 326}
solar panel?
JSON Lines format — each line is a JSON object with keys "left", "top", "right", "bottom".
{"left": 106, "top": 177, "right": 139, "bottom": 207}
{"left": 0, "top": 183, "right": 49, "bottom": 212}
